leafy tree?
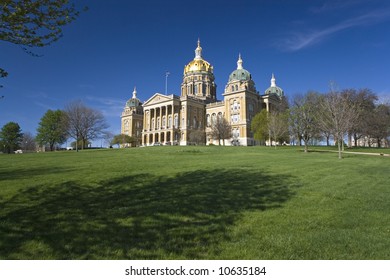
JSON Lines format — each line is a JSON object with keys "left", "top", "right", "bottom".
{"left": 341, "top": 89, "right": 378, "bottom": 147}
{"left": 0, "top": 121, "right": 23, "bottom": 153}
{"left": 111, "top": 134, "right": 135, "bottom": 148}
{"left": 366, "top": 103, "right": 390, "bottom": 148}
{"left": 65, "top": 100, "right": 109, "bottom": 151}
{"left": 289, "top": 92, "right": 321, "bottom": 152}
{"left": 36, "top": 109, "right": 68, "bottom": 151}
{"left": 0, "top": 0, "right": 82, "bottom": 80}
{"left": 268, "top": 111, "right": 289, "bottom": 148}
{"left": 251, "top": 110, "right": 269, "bottom": 145}
{"left": 208, "top": 117, "right": 232, "bottom": 146}
{"left": 316, "top": 89, "right": 358, "bottom": 159}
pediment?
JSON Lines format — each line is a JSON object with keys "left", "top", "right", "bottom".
{"left": 143, "top": 93, "right": 174, "bottom": 106}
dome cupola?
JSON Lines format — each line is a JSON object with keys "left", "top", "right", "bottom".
{"left": 228, "top": 54, "right": 252, "bottom": 82}
{"left": 264, "top": 74, "right": 284, "bottom": 98}
{"left": 126, "top": 87, "right": 142, "bottom": 108}
{"left": 183, "top": 39, "right": 214, "bottom": 74}
{"left": 181, "top": 39, "right": 217, "bottom": 101}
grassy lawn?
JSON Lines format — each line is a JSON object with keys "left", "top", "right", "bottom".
{"left": 0, "top": 146, "right": 389, "bottom": 259}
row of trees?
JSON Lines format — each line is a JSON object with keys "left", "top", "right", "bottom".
{"left": 0, "top": 101, "right": 109, "bottom": 153}
{"left": 251, "top": 88, "right": 390, "bottom": 159}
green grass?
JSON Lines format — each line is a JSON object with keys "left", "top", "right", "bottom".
{"left": 0, "top": 146, "right": 389, "bottom": 259}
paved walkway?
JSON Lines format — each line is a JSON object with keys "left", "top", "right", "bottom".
{"left": 313, "top": 149, "right": 390, "bottom": 157}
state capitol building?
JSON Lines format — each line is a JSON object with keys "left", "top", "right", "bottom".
{"left": 121, "top": 40, "right": 285, "bottom": 146}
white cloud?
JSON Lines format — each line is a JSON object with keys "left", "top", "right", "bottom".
{"left": 85, "top": 95, "right": 125, "bottom": 117}
{"left": 278, "top": 9, "right": 390, "bottom": 52}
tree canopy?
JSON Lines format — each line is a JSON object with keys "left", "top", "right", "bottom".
{"left": 36, "top": 109, "right": 68, "bottom": 151}
{"left": 0, "top": 121, "right": 23, "bottom": 153}
{"left": 251, "top": 110, "right": 269, "bottom": 145}
{"left": 111, "top": 134, "right": 135, "bottom": 148}
{"left": 289, "top": 92, "right": 321, "bottom": 152}
{"left": 65, "top": 100, "right": 109, "bottom": 151}
{"left": 0, "top": 0, "right": 82, "bottom": 81}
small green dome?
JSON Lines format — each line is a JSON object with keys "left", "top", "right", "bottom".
{"left": 228, "top": 54, "right": 252, "bottom": 82}
{"left": 126, "top": 87, "right": 142, "bottom": 108}
{"left": 265, "top": 86, "right": 284, "bottom": 97}
{"left": 229, "top": 68, "right": 252, "bottom": 82}
{"left": 264, "top": 74, "right": 284, "bottom": 98}
{"left": 126, "top": 98, "right": 141, "bottom": 108}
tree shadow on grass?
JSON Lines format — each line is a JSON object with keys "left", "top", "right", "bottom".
{"left": 0, "top": 166, "right": 75, "bottom": 181}
{"left": 0, "top": 169, "right": 297, "bottom": 259}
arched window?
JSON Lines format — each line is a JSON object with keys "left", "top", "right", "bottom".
{"left": 174, "top": 115, "right": 178, "bottom": 128}
{"left": 162, "top": 116, "right": 166, "bottom": 128}
{"left": 231, "top": 85, "right": 234, "bottom": 92}
{"left": 193, "top": 116, "right": 197, "bottom": 128}
{"left": 206, "top": 114, "right": 210, "bottom": 127}
{"left": 211, "top": 113, "right": 216, "bottom": 126}
{"left": 233, "top": 100, "right": 238, "bottom": 111}
{"left": 168, "top": 116, "right": 172, "bottom": 128}
{"left": 124, "top": 120, "right": 129, "bottom": 131}
{"left": 218, "top": 112, "right": 223, "bottom": 120}
{"left": 235, "top": 85, "right": 238, "bottom": 91}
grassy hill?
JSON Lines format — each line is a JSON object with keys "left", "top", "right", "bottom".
{"left": 0, "top": 146, "right": 389, "bottom": 259}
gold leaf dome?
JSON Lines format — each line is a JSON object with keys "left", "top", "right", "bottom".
{"left": 184, "top": 39, "right": 214, "bottom": 74}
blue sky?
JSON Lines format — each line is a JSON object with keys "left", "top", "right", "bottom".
{"left": 1, "top": 0, "right": 390, "bottom": 144}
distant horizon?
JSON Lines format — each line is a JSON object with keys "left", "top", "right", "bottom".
{"left": 1, "top": 0, "right": 390, "bottom": 141}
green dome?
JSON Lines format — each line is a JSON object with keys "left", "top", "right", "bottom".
{"left": 265, "top": 86, "right": 284, "bottom": 97}
{"left": 229, "top": 68, "right": 252, "bottom": 82}
{"left": 126, "top": 87, "right": 142, "bottom": 108}
{"left": 126, "top": 98, "right": 141, "bottom": 108}
{"left": 264, "top": 74, "right": 284, "bottom": 98}
{"left": 228, "top": 54, "right": 252, "bottom": 82}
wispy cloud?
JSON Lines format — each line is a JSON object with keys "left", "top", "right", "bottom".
{"left": 309, "top": 0, "right": 365, "bottom": 14}
{"left": 278, "top": 9, "right": 390, "bottom": 52}
{"left": 86, "top": 95, "right": 125, "bottom": 117}
{"left": 34, "top": 101, "right": 56, "bottom": 111}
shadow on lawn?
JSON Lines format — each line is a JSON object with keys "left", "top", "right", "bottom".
{"left": 0, "top": 166, "right": 75, "bottom": 181}
{"left": 0, "top": 169, "right": 297, "bottom": 259}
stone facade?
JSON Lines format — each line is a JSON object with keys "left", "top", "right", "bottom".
{"left": 121, "top": 40, "right": 285, "bottom": 146}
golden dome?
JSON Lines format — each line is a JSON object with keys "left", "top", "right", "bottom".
{"left": 184, "top": 39, "right": 214, "bottom": 74}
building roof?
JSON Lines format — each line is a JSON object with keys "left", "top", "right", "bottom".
{"left": 183, "top": 39, "right": 214, "bottom": 74}
{"left": 264, "top": 74, "right": 284, "bottom": 98}
{"left": 126, "top": 87, "right": 142, "bottom": 107}
{"left": 228, "top": 54, "right": 252, "bottom": 82}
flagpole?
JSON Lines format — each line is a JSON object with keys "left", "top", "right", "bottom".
{"left": 165, "top": 71, "right": 170, "bottom": 95}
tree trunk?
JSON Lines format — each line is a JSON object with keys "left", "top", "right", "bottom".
{"left": 348, "top": 133, "right": 352, "bottom": 148}
{"left": 337, "top": 138, "right": 342, "bottom": 159}
{"left": 377, "top": 138, "right": 381, "bottom": 148}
